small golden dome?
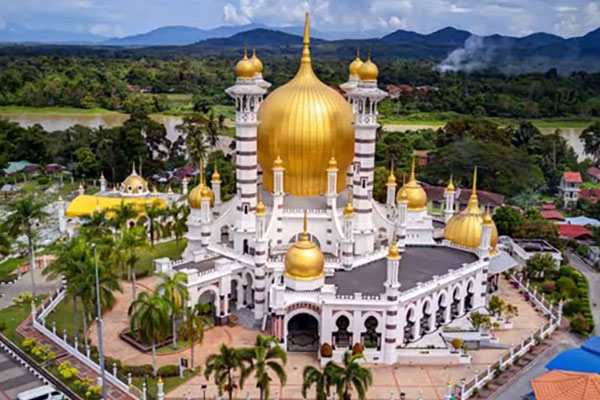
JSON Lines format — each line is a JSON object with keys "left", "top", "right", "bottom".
{"left": 343, "top": 194, "right": 354, "bottom": 217}
{"left": 211, "top": 162, "right": 221, "bottom": 183}
{"left": 396, "top": 157, "right": 427, "bottom": 210}
{"left": 273, "top": 155, "right": 284, "bottom": 169}
{"left": 358, "top": 53, "right": 378, "bottom": 82}
{"left": 122, "top": 165, "right": 148, "bottom": 194}
{"left": 328, "top": 155, "right": 338, "bottom": 171}
{"left": 250, "top": 47, "right": 263, "bottom": 75}
{"left": 447, "top": 175, "right": 456, "bottom": 193}
{"left": 387, "top": 240, "right": 401, "bottom": 260}
{"left": 111, "top": 185, "right": 118, "bottom": 194}
{"left": 387, "top": 161, "right": 397, "bottom": 186}
{"left": 235, "top": 47, "right": 255, "bottom": 79}
{"left": 349, "top": 49, "right": 363, "bottom": 77}
{"left": 188, "top": 161, "right": 215, "bottom": 208}
{"left": 483, "top": 208, "right": 493, "bottom": 225}
{"left": 284, "top": 211, "right": 325, "bottom": 281}
{"left": 256, "top": 191, "right": 266, "bottom": 216}
{"left": 444, "top": 168, "right": 498, "bottom": 252}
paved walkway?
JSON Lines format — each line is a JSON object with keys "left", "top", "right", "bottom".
{"left": 0, "top": 262, "right": 60, "bottom": 309}
{"left": 566, "top": 250, "right": 600, "bottom": 335}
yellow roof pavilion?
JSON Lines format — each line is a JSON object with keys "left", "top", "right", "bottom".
{"left": 65, "top": 195, "right": 166, "bottom": 218}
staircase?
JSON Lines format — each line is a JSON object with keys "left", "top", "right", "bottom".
{"left": 233, "top": 307, "right": 263, "bottom": 330}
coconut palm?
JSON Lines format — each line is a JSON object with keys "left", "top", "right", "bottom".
{"left": 205, "top": 344, "right": 247, "bottom": 400}
{"left": 205, "top": 110, "right": 225, "bottom": 151}
{"left": 4, "top": 195, "right": 48, "bottom": 297}
{"left": 141, "top": 200, "right": 164, "bottom": 247}
{"left": 155, "top": 271, "right": 189, "bottom": 347}
{"left": 302, "top": 364, "right": 338, "bottom": 400}
{"left": 82, "top": 209, "right": 110, "bottom": 240}
{"left": 128, "top": 291, "right": 171, "bottom": 375}
{"left": 328, "top": 351, "right": 372, "bottom": 400}
{"left": 239, "top": 335, "right": 287, "bottom": 400}
{"left": 166, "top": 203, "right": 188, "bottom": 256}
{"left": 110, "top": 202, "right": 138, "bottom": 230}
{"left": 0, "top": 230, "right": 11, "bottom": 257}
{"left": 179, "top": 303, "right": 212, "bottom": 370}
{"left": 120, "top": 226, "right": 148, "bottom": 299}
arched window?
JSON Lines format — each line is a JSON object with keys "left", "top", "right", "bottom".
{"left": 334, "top": 316, "right": 351, "bottom": 349}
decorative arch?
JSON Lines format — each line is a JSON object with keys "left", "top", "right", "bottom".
{"left": 436, "top": 289, "right": 449, "bottom": 307}
{"left": 197, "top": 284, "right": 220, "bottom": 316}
{"left": 451, "top": 283, "right": 463, "bottom": 300}
{"left": 466, "top": 278, "right": 476, "bottom": 294}
{"left": 360, "top": 311, "right": 384, "bottom": 332}
{"left": 420, "top": 296, "right": 434, "bottom": 315}
{"left": 404, "top": 303, "right": 418, "bottom": 323}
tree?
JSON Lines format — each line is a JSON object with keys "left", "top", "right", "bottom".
{"left": 524, "top": 253, "right": 556, "bottom": 280}
{"left": 166, "top": 203, "right": 189, "bottom": 256}
{"left": 128, "top": 291, "right": 171, "bottom": 375}
{"left": 141, "top": 201, "right": 164, "bottom": 247}
{"left": 0, "top": 230, "right": 11, "bottom": 257}
{"left": 81, "top": 210, "right": 110, "bottom": 242}
{"left": 179, "top": 303, "right": 213, "bottom": 370}
{"left": 110, "top": 202, "right": 138, "bottom": 231}
{"left": 327, "top": 351, "right": 372, "bottom": 400}
{"left": 487, "top": 296, "right": 506, "bottom": 317}
{"left": 74, "top": 147, "right": 100, "bottom": 178}
{"left": 469, "top": 312, "right": 492, "bottom": 331}
{"left": 240, "top": 335, "right": 287, "bottom": 400}
{"left": 155, "top": 271, "right": 189, "bottom": 347}
{"left": 205, "top": 344, "right": 247, "bottom": 400}
{"left": 4, "top": 196, "right": 48, "bottom": 297}
{"left": 518, "top": 218, "right": 561, "bottom": 249}
{"left": 177, "top": 113, "right": 209, "bottom": 167}
{"left": 581, "top": 122, "right": 600, "bottom": 161}
{"left": 205, "top": 110, "right": 225, "bottom": 151}
{"left": 302, "top": 364, "right": 337, "bottom": 400}
{"left": 492, "top": 206, "right": 523, "bottom": 237}
{"left": 118, "top": 226, "right": 148, "bottom": 299}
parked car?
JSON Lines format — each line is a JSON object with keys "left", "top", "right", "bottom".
{"left": 17, "top": 385, "right": 64, "bottom": 400}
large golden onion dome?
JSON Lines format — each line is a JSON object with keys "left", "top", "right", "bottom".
{"left": 188, "top": 162, "right": 215, "bottom": 209}
{"left": 250, "top": 47, "right": 263, "bottom": 75}
{"left": 358, "top": 53, "right": 379, "bottom": 82}
{"left": 122, "top": 164, "right": 148, "bottom": 194}
{"left": 235, "top": 48, "right": 255, "bottom": 79}
{"left": 284, "top": 211, "right": 325, "bottom": 280}
{"left": 444, "top": 169, "right": 498, "bottom": 252}
{"left": 396, "top": 157, "right": 427, "bottom": 210}
{"left": 349, "top": 49, "right": 363, "bottom": 77}
{"left": 257, "top": 13, "right": 354, "bottom": 197}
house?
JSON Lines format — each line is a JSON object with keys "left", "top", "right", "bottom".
{"left": 540, "top": 210, "right": 565, "bottom": 222}
{"left": 3, "top": 160, "right": 37, "bottom": 175}
{"left": 580, "top": 188, "right": 600, "bottom": 204}
{"left": 558, "top": 224, "right": 594, "bottom": 242}
{"left": 424, "top": 184, "right": 504, "bottom": 216}
{"left": 504, "top": 238, "right": 563, "bottom": 268}
{"left": 44, "top": 164, "right": 66, "bottom": 174}
{"left": 588, "top": 166, "right": 600, "bottom": 183}
{"left": 558, "top": 171, "right": 582, "bottom": 208}
{"left": 541, "top": 203, "right": 557, "bottom": 210}
{"left": 531, "top": 370, "right": 600, "bottom": 400}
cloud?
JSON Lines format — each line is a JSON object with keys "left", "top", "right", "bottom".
{"left": 89, "top": 23, "right": 123, "bottom": 37}
{"left": 554, "top": 5, "right": 579, "bottom": 12}
{"left": 223, "top": 3, "right": 251, "bottom": 25}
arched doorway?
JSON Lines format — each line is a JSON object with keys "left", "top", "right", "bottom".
{"left": 199, "top": 289, "right": 218, "bottom": 322}
{"left": 287, "top": 313, "right": 319, "bottom": 352}
{"left": 333, "top": 316, "right": 352, "bottom": 350}
{"left": 361, "top": 316, "right": 381, "bottom": 350}
{"left": 451, "top": 286, "right": 461, "bottom": 318}
{"left": 436, "top": 293, "right": 447, "bottom": 328}
{"left": 465, "top": 281, "right": 475, "bottom": 311}
{"left": 404, "top": 308, "right": 415, "bottom": 344}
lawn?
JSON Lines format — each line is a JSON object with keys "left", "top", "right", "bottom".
{"left": 0, "top": 301, "right": 41, "bottom": 342}
{"left": 0, "top": 106, "right": 118, "bottom": 115}
{"left": 156, "top": 339, "right": 191, "bottom": 354}
{"left": 0, "top": 256, "right": 27, "bottom": 281}
{"left": 134, "top": 239, "right": 186, "bottom": 277}
{"left": 133, "top": 368, "right": 201, "bottom": 397}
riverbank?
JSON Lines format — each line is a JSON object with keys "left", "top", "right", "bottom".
{"left": 0, "top": 106, "right": 119, "bottom": 115}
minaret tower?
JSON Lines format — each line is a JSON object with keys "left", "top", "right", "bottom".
{"left": 211, "top": 162, "right": 222, "bottom": 206}
{"left": 183, "top": 161, "right": 213, "bottom": 260}
{"left": 396, "top": 190, "right": 408, "bottom": 252}
{"left": 253, "top": 192, "right": 268, "bottom": 320}
{"left": 444, "top": 175, "right": 456, "bottom": 222}
{"left": 226, "top": 47, "right": 267, "bottom": 253}
{"left": 386, "top": 161, "right": 397, "bottom": 218}
{"left": 479, "top": 207, "right": 493, "bottom": 259}
{"left": 341, "top": 194, "right": 355, "bottom": 269}
{"left": 326, "top": 155, "right": 339, "bottom": 208}
{"left": 347, "top": 50, "right": 387, "bottom": 254}
{"left": 383, "top": 240, "right": 401, "bottom": 363}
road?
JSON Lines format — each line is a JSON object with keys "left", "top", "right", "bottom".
{"left": 566, "top": 250, "right": 600, "bottom": 336}
{"left": 0, "top": 268, "right": 60, "bottom": 309}
{"left": 0, "top": 347, "right": 46, "bottom": 400}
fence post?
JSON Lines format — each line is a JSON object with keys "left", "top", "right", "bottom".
{"left": 127, "top": 373, "right": 132, "bottom": 386}
{"left": 142, "top": 382, "right": 147, "bottom": 400}
{"left": 74, "top": 335, "right": 78, "bottom": 351}
{"left": 157, "top": 377, "right": 164, "bottom": 400}
{"left": 52, "top": 321, "right": 56, "bottom": 335}
{"left": 113, "top": 362, "right": 117, "bottom": 377}
{"left": 86, "top": 345, "right": 90, "bottom": 358}
{"left": 30, "top": 301, "right": 37, "bottom": 320}
{"left": 63, "top": 329, "right": 67, "bottom": 343}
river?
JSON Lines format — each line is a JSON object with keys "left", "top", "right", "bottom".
{"left": 0, "top": 113, "right": 588, "bottom": 161}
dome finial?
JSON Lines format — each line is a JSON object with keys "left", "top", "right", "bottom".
{"left": 387, "top": 161, "right": 396, "bottom": 186}
{"left": 243, "top": 43, "right": 248, "bottom": 59}
{"left": 409, "top": 155, "right": 416, "bottom": 182}
{"left": 447, "top": 174, "right": 456, "bottom": 192}
{"left": 256, "top": 189, "right": 266, "bottom": 216}
{"left": 387, "top": 238, "right": 400, "bottom": 260}
{"left": 467, "top": 166, "right": 479, "bottom": 209}
{"left": 132, "top": 162, "right": 137, "bottom": 175}
{"left": 301, "top": 12, "right": 311, "bottom": 66}
{"left": 302, "top": 209, "right": 309, "bottom": 240}
{"left": 343, "top": 192, "right": 354, "bottom": 217}
{"left": 472, "top": 166, "right": 477, "bottom": 195}
{"left": 199, "top": 158, "right": 205, "bottom": 186}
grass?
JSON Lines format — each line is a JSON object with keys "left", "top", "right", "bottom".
{"left": 132, "top": 368, "right": 201, "bottom": 397}
{"left": 0, "top": 256, "right": 27, "bottom": 281}
{"left": 134, "top": 239, "right": 186, "bottom": 276}
{"left": 0, "top": 302, "right": 34, "bottom": 342}
{"left": 156, "top": 339, "right": 191, "bottom": 354}
{"left": 0, "top": 106, "right": 118, "bottom": 115}
{"left": 45, "top": 295, "right": 92, "bottom": 341}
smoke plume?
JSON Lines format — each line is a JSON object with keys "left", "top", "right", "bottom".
{"left": 435, "top": 35, "right": 497, "bottom": 73}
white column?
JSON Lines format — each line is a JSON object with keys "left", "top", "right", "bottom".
{"left": 253, "top": 200, "right": 268, "bottom": 321}
{"left": 396, "top": 197, "right": 408, "bottom": 252}
{"left": 57, "top": 196, "right": 66, "bottom": 234}
{"left": 326, "top": 157, "right": 339, "bottom": 208}
{"left": 444, "top": 185, "right": 455, "bottom": 222}
{"left": 341, "top": 200, "right": 354, "bottom": 269}
{"left": 99, "top": 173, "right": 106, "bottom": 192}
{"left": 182, "top": 178, "right": 189, "bottom": 196}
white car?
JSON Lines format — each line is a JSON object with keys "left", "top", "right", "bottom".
{"left": 17, "top": 385, "right": 64, "bottom": 400}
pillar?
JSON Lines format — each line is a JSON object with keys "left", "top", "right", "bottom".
{"left": 253, "top": 193, "right": 268, "bottom": 320}
{"left": 99, "top": 173, "right": 106, "bottom": 192}
{"left": 341, "top": 196, "right": 354, "bottom": 269}
{"left": 211, "top": 163, "right": 222, "bottom": 206}
{"left": 444, "top": 176, "right": 456, "bottom": 223}
{"left": 385, "top": 162, "right": 397, "bottom": 219}
{"left": 182, "top": 177, "right": 189, "bottom": 196}
{"left": 326, "top": 156, "right": 339, "bottom": 208}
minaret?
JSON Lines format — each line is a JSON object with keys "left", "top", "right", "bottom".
{"left": 326, "top": 155, "right": 338, "bottom": 208}
{"left": 386, "top": 161, "right": 397, "bottom": 217}
{"left": 444, "top": 175, "right": 456, "bottom": 222}
{"left": 57, "top": 195, "right": 66, "bottom": 234}
{"left": 340, "top": 48, "right": 363, "bottom": 93}
{"left": 341, "top": 194, "right": 355, "bottom": 270}
{"left": 253, "top": 192, "right": 268, "bottom": 320}
{"left": 479, "top": 207, "right": 493, "bottom": 259}
{"left": 99, "top": 173, "right": 106, "bottom": 192}
{"left": 347, "top": 50, "right": 387, "bottom": 255}
{"left": 183, "top": 160, "right": 212, "bottom": 259}
{"left": 396, "top": 190, "right": 408, "bottom": 252}
{"left": 226, "top": 46, "right": 266, "bottom": 253}
{"left": 77, "top": 183, "right": 84, "bottom": 196}
{"left": 199, "top": 173, "right": 212, "bottom": 249}
{"left": 383, "top": 240, "right": 401, "bottom": 364}
{"left": 272, "top": 155, "right": 285, "bottom": 209}
{"left": 211, "top": 162, "right": 222, "bottom": 206}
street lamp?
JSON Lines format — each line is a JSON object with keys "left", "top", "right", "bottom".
{"left": 92, "top": 244, "right": 107, "bottom": 400}
{"left": 201, "top": 384, "right": 207, "bottom": 400}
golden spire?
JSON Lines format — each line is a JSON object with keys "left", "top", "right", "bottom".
{"left": 409, "top": 156, "right": 416, "bottom": 182}
{"left": 212, "top": 161, "right": 221, "bottom": 183}
{"left": 199, "top": 159, "right": 206, "bottom": 186}
{"left": 387, "top": 161, "right": 397, "bottom": 186}
{"left": 343, "top": 192, "right": 354, "bottom": 217}
{"left": 301, "top": 12, "right": 311, "bottom": 66}
{"left": 387, "top": 238, "right": 401, "bottom": 260}
{"left": 301, "top": 209, "right": 309, "bottom": 241}
{"left": 483, "top": 206, "right": 493, "bottom": 225}
{"left": 358, "top": 45, "right": 379, "bottom": 81}
{"left": 447, "top": 174, "right": 456, "bottom": 193}
{"left": 250, "top": 46, "right": 263, "bottom": 75}
{"left": 349, "top": 47, "right": 364, "bottom": 77}
{"left": 467, "top": 167, "right": 480, "bottom": 210}
{"left": 235, "top": 45, "right": 255, "bottom": 79}
{"left": 256, "top": 189, "right": 266, "bottom": 216}
{"left": 273, "top": 155, "right": 284, "bottom": 169}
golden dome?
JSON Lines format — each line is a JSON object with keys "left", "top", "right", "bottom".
{"left": 250, "top": 47, "right": 263, "bottom": 75}
{"left": 257, "top": 13, "right": 354, "bottom": 197}
{"left": 343, "top": 193, "right": 354, "bottom": 217}
{"left": 387, "top": 161, "right": 397, "bottom": 186}
{"left": 188, "top": 161, "right": 215, "bottom": 209}
{"left": 444, "top": 168, "right": 498, "bottom": 252}
{"left": 358, "top": 53, "right": 379, "bottom": 82}
{"left": 447, "top": 175, "right": 456, "bottom": 193}
{"left": 396, "top": 157, "right": 427, "bottom": 210}
{"left": 349, "top": 49, "right": 363, "bottom": 77}
{"left": 122, "top": 165, "right": 148, "bottom": 194}
{"left": 284, "top": 211, "right": 325, "bottom": 281}
{"left": 235, "top": 47, "right": 255, "bottom": 79}
{"left": 387, "top": 240, "right": 401, "bottom": 260}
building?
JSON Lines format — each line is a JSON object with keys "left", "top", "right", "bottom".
{"left": 540, "top": 210, "right": 565, "bottom": 223}
{"left": 424, "top": 184, "right": 504, "bottom": 218}
{"left": 588, "top": 167, "right": 600, "bottom": 183}
{"left": 155, "top": 14, "right": 516, "bottom": 365}
{"left": 503, "top": 238, "right": 562, "bottom": 268}
{"left": 558, "top": 224, "right": 594, "bottom": 243}
{"left": 559, "top": 172, "right": 582, "bottom": 207}
{"left": 579, "top": 188, "right": 600, "bottom": 204}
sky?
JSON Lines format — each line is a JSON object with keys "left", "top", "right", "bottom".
{"left": 0, "top": 0, "right": 599, "bottom": 38}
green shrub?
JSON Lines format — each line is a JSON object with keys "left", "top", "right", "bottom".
{"left": 451, "top": 338, "right": 463, "bottom": 350}
{"left": 564, "top": 299, "right": 582, "bottom": 316}
{"left": 541, "top": 281, "right": 556, "bottom": 293}
{"left": 22, "top": 338, "right": 36, "bottom": 351}
{"left": 58, "top": 361, "right": 79, "bottom": 380}
{"left": 122, "top": 364, "right": 154, "bottom": 377}
{"left": 35, "top": 175, "right": 50, "bottom": 185}
{"left": 157, "top": 365, "right": 179, "bottom": 377}
{"left": 559, "top": 266, "right": 574, "bottom": 278}
{"left": 570, "top": 314, "right": 592, "bottom": 335}
{"left": 556, "top": 277, "right": 579, "bottom": 298}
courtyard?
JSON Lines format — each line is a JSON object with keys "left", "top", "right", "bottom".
{"left": 86, "top": 274, "right": 547, "bottom": 400}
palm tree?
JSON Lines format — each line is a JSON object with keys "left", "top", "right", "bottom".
{"left": 166, "top": 203, "right": 188, "bottom": 256}
{"left": 155, "top": 271, "right": 189, "bottom": 347}
{"left": 110, "top": 202, "right": 138, "bottom": 230}
{"left": 239, "top": 335, "right": 287, "bottom": 400}
{"left": 177, "top": 113, "right": 209, "bottom": 167}
{"left": 4, "top": 196, "right": 48, "bottom": 297}
{"left": 302, "top": 364, "right": 337, "bottom": 400}
{"left": 179, "top": 303, "right": 212, "bottom": 369}
{"left": 205, "top": 110, "right": 225, "bottom": 151}
{"left": 120, "top": 226, "right": 148, "bottom": 299}
{"left": 128, "top": 291, "right": 171, "bottom": 375}
{"left": 0, "top": 230, "right": 11, "bottom": 257}
{"left": 328, "top": 351, "right": 372, "bottom": 400}
{"left": 142, "top": 201, "right": 164, "bottom": 247}
{"left": 82, "top": 209, "right": 110, "bottom": 240}
{"left": 205, "top": 344, "right": 247, "bottom": 400}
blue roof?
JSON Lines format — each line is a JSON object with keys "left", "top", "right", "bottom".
{"left": 582, "top": 336, "right": 600, "bottom": 357}
{"left": 546, "top": 348, "right": 600, "bottom": 374}
{"left": 562, "top": 216, "right": 600, "bottom": 227}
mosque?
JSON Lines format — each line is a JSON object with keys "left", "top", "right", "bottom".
{"left": 152, "top": 13, "right": 517, "bottom": 365}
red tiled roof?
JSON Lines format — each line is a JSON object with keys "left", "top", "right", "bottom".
{"left": 563, "top": 172, "right": 583, "bottom": 183}
{"left": 588, "top": 167, "right": 600, "bottom": 180}
{"left": 423, "top": 185, "right": 504, "bottom": 207}
{"left": 540, "top": 210, "right": 565, "bottom": 221}
{"left": 558, "top": 224, "right": 594, "bottom": 239}
{"left": 580, "top": 188, "right": 600, "bottom": 203}
{"left": 541, "top": 204, "right": 557, "bottom": 210}
{"left": 532, "top": 370, "right": 600, "bottom": 400}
